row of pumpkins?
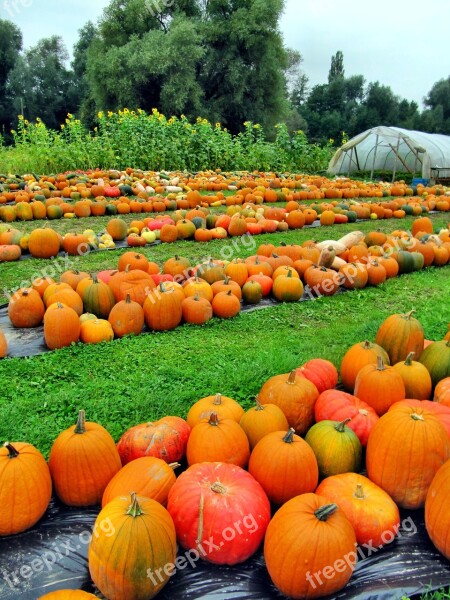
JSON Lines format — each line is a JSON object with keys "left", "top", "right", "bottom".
{"left": 2, "top": 221, "right": 450, "bottom": 356}
{"left": 1, "top": 196, "right": 450, "bottom": 265}
{"left": 2, "top": 311, "right": 450, "bottom": 599}
{"left": 2, "top": 169, "right": 447, "bottom": 206}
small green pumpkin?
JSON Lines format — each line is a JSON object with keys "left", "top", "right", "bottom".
{"left": 305, "top": 419, "right": 362, "bottom": 478}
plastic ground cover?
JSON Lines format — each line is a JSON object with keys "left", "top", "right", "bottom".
{"left": 0, "top": 497, "right": 449, "bottom": 599}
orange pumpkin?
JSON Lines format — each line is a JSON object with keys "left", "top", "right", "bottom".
{"left": 264, "top": 493, "right": 356, "bottom": 599}
{"left": 49, "top": 410, "right": 121, "bottom": 506}
{"left": 258, "top": 370, "right": 319, "bottom": 435}
{"left": 8, "top": 287, "right": 45, "bottom": 328}
{"left": 186, "top": 412, "right": 250, "bottom": 467}
{"left": 239, "top": 397, "right": 289, "bottom": 449}
{"left": 248, "top": 428, "right": 319, "bottom": 504}
{"left": 316, "top": 473, "right": 400, "bottom": 547}
{"left": 88, "top": 493, "right": 176, "bottom": 599}
{"left": 354, "top": 356, "right": 405, "bottom": 415}
{"left": 366, "top": 404, "right": 450, "bottom": 509}
{"left": 0, "top": 442, "right": 52, "bottom": 535}
{"left": 108, "top": 294, "right": 144, "bottom": 337}
{"left": 102, "top": 457, "right": 177, "bottom": 507}
{"left": 425, "top": 459, "right": 450, "bottom": 560}
{"left": 340, "top": 340, "right": 390, "bottom": 392}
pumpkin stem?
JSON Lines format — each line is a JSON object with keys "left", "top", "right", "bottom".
{"left": 404, "top": 352, "right": 416, "bottom": 365}
{"left": 404, "top": 310, "right": 416, "bottom": 320}
{"left": 159, "top": 281, "right": 167, "bottom": 293}
{"left": 287, "top": 370, "right": 297, "bottom": 384}
{"left": 335, "top": 418, "right": 351, "bottom": 432}
{"left": 212, "top": 393, "right": 222, "bottom": 406}
{"left": 358, "top": 409, "right": 369, "bottom": 416}
{"left": 125, "top": 294, "right": 131, "bottom": 304}
{"left": 254, "top": 396, "right": 264, "bottom": 411}
{"left": 362, "top": 340, "right": 372, "bottom": 350}
{"left": 282, "top": 428, "right": 296, "bottom": 443}
{"left": 411, "top": 412, "right": 425, "bottom": 421}
{"left": 208, "top": 412, "right": 220, "bottom": 426}
{"left": 210, "top": 482, "right": 227, "bottom": 494}
{"left": 376, "top": 355, "right": 385, "bottom": 371}
{"left": 223, "top": 275, "right": 230, "bottom": 284}
{"left": 126, "top": 492, "right": 144, "bottom": 517}
{"left": 169, "top": 462, "right": 180, "bottom": 470}
{"left": 314, "top": 503, "right": 338, "bottom": 521}
{"left": 74, "top": 409, "right": 86, "bottom": 434}
{"left": 4, "top": 442, "right": 19, "bottom": 458}
{"left": 354, "top": 483, "right": 365, "bottom": 499}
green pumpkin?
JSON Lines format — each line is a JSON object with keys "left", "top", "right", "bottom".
{"left": 105, "top": 203, "right": 118, "bottom": 215}
{"left": 305, "top": 419, "right": 362, "bottom": 478}
{"left": 118, "top": 184, "right": 133, "bottom": 196}
{"left": 346, "top": 210, "right": 357, "bottom": 223}
{"left": 82, "top": 274, "right": 116, "bottom": 319}
{"left": 401, "top": 204, "right": 414, "bottom": 215}
{"left": 242, "top": 280, "right": 262, "bottom": 304}
{"left": 395, "top": 251, "right": 416, "bottom": 274}
{"left": 419, "top": 340, "right": 450, "bottom": 387}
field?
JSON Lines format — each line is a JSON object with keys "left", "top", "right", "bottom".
{"left": 1, "top": 164, "right": 450, "bottom": 600}
{"left": 1, "top": 212, "right": 449, "bottom": 454}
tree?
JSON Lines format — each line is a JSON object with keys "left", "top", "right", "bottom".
{"left": 7, "top": 36, "right": 78, "bottom": 129}
{"left": 0, "top": 19, "right": 22, "bottom": 137}
{"left": 421, "top": 77, "right": 450, "bottom": 134}
{"left": 83, "top": 0, "right": 290, "bottom": 133}
{"left": 328, "top": 50, "right": 344, "bottom": 83}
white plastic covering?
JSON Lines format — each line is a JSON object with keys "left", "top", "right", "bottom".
{"left": 327, "top": 126, "right": 450, "bottom": 181}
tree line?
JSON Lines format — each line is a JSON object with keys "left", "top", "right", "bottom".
{"left": 0, "top": 0, "right": 449, "bottom": 145}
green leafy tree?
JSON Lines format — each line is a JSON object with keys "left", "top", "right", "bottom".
{"left": 7, "top": 36, "right": 78, "bottom": 129}
{"left": 328, "top": 50, "right": 344, "bottom": 83}
{"left": 420, "top": 77, "right": 450, "bottom": 134}
{"left": 83, "top": 0, "right": 289, "bottom": 133}
{"left": 0, "top": 19, "right": 22, "bottom": 137}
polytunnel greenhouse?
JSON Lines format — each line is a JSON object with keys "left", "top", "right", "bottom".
{"left": 327, "top": 126, "right": 450, "bottom": 183}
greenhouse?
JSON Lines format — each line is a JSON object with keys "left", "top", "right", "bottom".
{"left": 327, "top": 126, "right": 450, "bottom": 183}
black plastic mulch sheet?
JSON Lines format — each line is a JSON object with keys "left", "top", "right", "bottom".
{"left": 0, "top": 497, "right": 449, "bottom": 599}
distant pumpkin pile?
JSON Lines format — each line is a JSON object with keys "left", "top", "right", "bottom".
{"left": 1, "top": 310, "right": 450, "bottom": 599}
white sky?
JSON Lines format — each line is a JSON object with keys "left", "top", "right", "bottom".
{"left": 2, "top": 0, "right": 449, "bottom": 109}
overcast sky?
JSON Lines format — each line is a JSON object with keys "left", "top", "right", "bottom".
{"left": 2, "top": 0, "right": 449, "bottom": 109}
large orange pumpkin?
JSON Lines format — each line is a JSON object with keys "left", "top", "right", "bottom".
{"left": 48, "top": 410, "right": 122, "bottom": 506}
{"left": 264, "top": 493, "right": 357, "bottom": 599}
{"left": 340, "top": 340, "right": 390, "bottom": 392}
{"left": 143, "top": 282, "right": 183, "bottom": 331}
{"left": 108, "top": 294, "right": 144, "bottom": 337}
{"left": 425, "top": 459, "right": 450, "bottom": 560}
{"left": 434, "top": 377, "right": 450, "bottom": 407}
{"left": 239, "top": 398, "right": 289, "bottom": 449}
{"left": 0, "top": 442, "right": 52, "bottom": 536}
{"left": 186, "top": 413, "right": 250, "bottom": 467}
{"left": 393, "top": 351, "right": 432, "bottom": 399}
{"left": 366, "top": 404, "right": 450, "bottom": 509}
{"left": 89, "top": 493, "right": 176, "bottom": 600}
{"left": 117, "top": 416, "right": 191, "bottom": 465}
{"left": 375, "top": 310, "right": 425, "bottom": 363}
{"left": 44, "top": 303, "right": 81, "bottom": 349}
{"left": 248, "top": 428, "right": 319, "bottom": 504}
{"left": 354, "top": 356, "right": 405, "bottom": 415}
{"left": 258, "top": 370, "right": 319, "bottom": 435}
{"left": 102, "top": 456, "right": 177, "bottom": 507}
{"left": 316, "top": 473, "right": 400, "bottom": 547}
{"left": 167, "top": 461, "right": 271, "bottom": 565}
{"left": 8, "top": 287, "right": 45, "bottom": 328}
{"left": 28, "top": 227, "right": 61, "bottom": 259}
